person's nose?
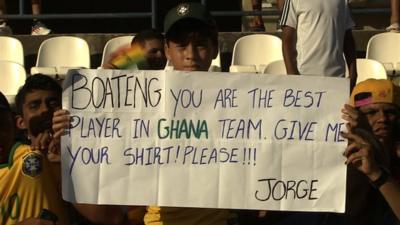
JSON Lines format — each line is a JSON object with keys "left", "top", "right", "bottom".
{"left": 376, "top": 109, "right": 389, "bottom": 122}
{"left": 38, "top": 103, "right": 50, "bottom": 114}
{"left": 184, "top": 44, "right": 195, "bottom": 60}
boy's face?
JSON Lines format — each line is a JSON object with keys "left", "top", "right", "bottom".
{"left": 16, "top": 89, "right": 61, "bottom": 141}
{"left": 142, "top": 38, "right": 166, "bottom": 70}
{"left": 359, "top": 103, "right": 399, "bottom": 141}
{"left": 0, "top": 110, "right": 15, "bottom": 163}
{"left": 165, "top": 37, "right": 216, "bottom": 72}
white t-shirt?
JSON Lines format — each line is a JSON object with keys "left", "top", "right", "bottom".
{"left": 280, "top": 0, "right": 354, "bottom": 77}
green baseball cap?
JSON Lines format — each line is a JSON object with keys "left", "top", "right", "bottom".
{"left": 164, "top": 2, "right": 216, "bottom": 35}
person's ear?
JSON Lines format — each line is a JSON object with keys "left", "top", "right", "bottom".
{"left": 16, "top": 115, "right": 27, "bottom": 130}
{"left": 164, "top": 43, "right": 172, "bottom": 61}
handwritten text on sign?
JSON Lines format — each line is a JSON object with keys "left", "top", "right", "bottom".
{"left": 61, "top": 69, "right": 348, "bottom": 212}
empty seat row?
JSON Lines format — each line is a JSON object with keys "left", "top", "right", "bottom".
{"left": 1, "top": 33, "right": 399, "bottom": 100}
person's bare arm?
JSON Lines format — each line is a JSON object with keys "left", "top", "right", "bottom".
{"left": 281, "top": 25, "right": 299, "bottom": 75}
{"left": 377, "top": 176, "right": 400, "bottom": 220}
{"left": 73, "top": 204, "right": 129, "bottom": 225}
{"left": 342, "top": 129, "right": 400, "bottom": 221}
{"left": 343, "top": 29, "right": 357, "bottom": 91}
{"left": 277, "top": 0, "right": 285, "bottom": 11}
{"left": 391, "top": 0, "right": 400, "bottom": 24}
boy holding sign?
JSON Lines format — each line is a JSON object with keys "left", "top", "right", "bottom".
{"left": 144, "top": 3, "right": 236, "bottom": 225}
{"left": 0, "top": 89, "right": 69, "bottom": 225}
{"left": 52, "top": 2, "right": 236, "bottom": 225}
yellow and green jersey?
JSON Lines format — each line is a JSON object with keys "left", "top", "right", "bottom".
{"left": 0, "top": 143, "right": 69, "bottom": 225}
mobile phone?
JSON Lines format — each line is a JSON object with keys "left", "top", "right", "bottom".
{"left": 29, "top": 111, "right": 54, "bottom": 137}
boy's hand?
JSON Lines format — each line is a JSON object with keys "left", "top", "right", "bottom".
{"left": 47, "top": 138, "right": 61, "bottom": 162}
{"left": 340, "top": 128, "right": 382, "bottom": 180}
{"left": 30, "top": 130, "right": 60, "bottom": 163}
{"left": 341, "top": 104, "right": 370, "bottom": 130}
{"left": 31, "top": 130, "right": 51, "bottom": 152}
{"left": 52, "top": 110, "right": 70, "bottom": 140}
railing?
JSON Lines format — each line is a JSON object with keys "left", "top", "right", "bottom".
{"left": 0, "top": 0, "right": 390, "bottom": 29}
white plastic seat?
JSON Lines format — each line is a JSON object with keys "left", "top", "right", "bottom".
{"left": 0, "top": 36, "right": 24, "bottom": 66}
{"left": 209, "top": 52, "right": 221, "bottom": 72}
{"left": 230, "top": 34, "right": 283, "bottom": 73}
{"left": 31, "top": 36, "right": 90, "bottom": 78}
{"left": 0, "top": 61, "right": 26, "bottom": 104}
{"left": 262, "top": 60, "right": 287, "bottom": 75}
{"left": 100, "top": 36, "right": 134, "bottom": 68}
{"left": 356, "top": 58, "right": 388, "bottom": 84}
{"left": 229, "top": 65, "right": 257, "bottom": 73}
{"left": 366, "top": 33, "right": 400, "bottom": 76}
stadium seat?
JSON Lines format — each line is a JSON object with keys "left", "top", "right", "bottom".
{"left": 229, "top": 65, "right": 257, "bottom": 73}
{"left": 230, "top": 34, "right": 283, "bottom": 73}
{"left": 0, "top": 36, "right": 24, "bottom": 66}
{"left": 356, "top": 58, "right": 387, "bottom": 83}
{"left": 262, "top": 60, "right": 287, "bottom": 75}
{"left": 0, "top": 61, "right": 26, "bottom": 104}
{"left": 209, "top": 52, "right": 221, "bottom": 72}
{"left": 100, "top": 36, "right": 134, "bottom": 68}
{"left": 366, "top": 33, "right": 400, "bottom": 76}
{"left": 31, "top": 36, "right": 90, "bottom": 78}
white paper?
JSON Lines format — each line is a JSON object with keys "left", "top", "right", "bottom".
{"left": 61, "top": 69, "right": 348, "bottom": 212}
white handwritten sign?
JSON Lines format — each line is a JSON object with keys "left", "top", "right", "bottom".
{"left": 61, "top": 69, "right": 348, "bottom": 212}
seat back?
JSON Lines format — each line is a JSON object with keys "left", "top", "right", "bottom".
{"left": 262, "top": 60, "right": 287, "bottom": 75}
{"left": 0, "top": 37, "right": 24, "bottom": 66}
{"left": 0, "top": 61, "right": 26, "bottom": 96}
{"left": 211, "top": 52, "right": 221, "bottom": 68}
{"left": 231, "top": 34, "right": 283, "bottom": 72}
{"left": 229, "top": 65, "right": 257, "bottom": 73}
{"left": 356, "top": 58, "right": 387, "bottom": 83}
{"left": 36, "top": 36, "right": 90, "bottom": 68}
{"left": 100, "top": 36, "right": 134, "bottom": 68}
{"left": 366, "top": 33, "right": 400, "bottom": 74}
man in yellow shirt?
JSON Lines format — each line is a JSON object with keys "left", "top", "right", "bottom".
{"left": 0, "top": 76, "right": 69, "bottom": 225}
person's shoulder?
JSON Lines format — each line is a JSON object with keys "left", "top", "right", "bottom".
{"left": 0, "top": 142, "right": 29, "bottom": 168}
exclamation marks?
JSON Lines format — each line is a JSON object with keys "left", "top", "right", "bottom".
{"left": 175, "top": 145, "right": 180, "bottom": 163}
{"left": 243, "top": 148, "right": 247, "bottom": 165}
{"left": 253, "top": 148, "right": 256, "bottom": 166}
{"left": 243, "top": 148, "right": 257, "bottom": 166}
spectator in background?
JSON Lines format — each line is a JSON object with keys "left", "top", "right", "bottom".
{"left": 249, "top": 0, "right": 265, "bottom": 32}
{"left": 107, "top": 29, "right": 166, "bottom": 70}
{"left": 276, "top": 0, "right": 285, "bottom": 11}
{"left": 387, "top": 0, "right": 400, "bottom": 32}
{"left": 52, "top": 3, "right": 235, "bottom": 225}
{"left": 342, "top": 79, "right": 400, "bottom": 224}
{"left": 280, "top": 0, "right": 357, "bottom": 90}
{"left": 249, "top": 0, "right": 285, "bottom": 32}
{"left": 0, "top": 0, "right": 11, "bottom": 35}
{"left": 0, "top": 88, "right": 69, "bottom": 225}
{"left": 15, "top": 74, "right": 62, "bottom": 149}
{"left": 0, "top": 0, "right": 51, "bottom": 35}
{"left": 31, "top": 0, "right": 51, "bottom": 35}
